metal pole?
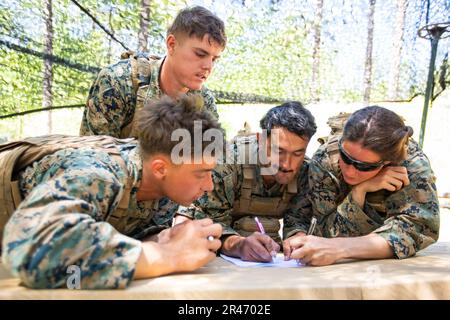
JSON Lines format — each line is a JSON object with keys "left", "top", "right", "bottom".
{"left": 419, "top": 36, "right": 439, "bottom": 148}
{"left": 417, "top": 22, "right": 450, "bottom": 149}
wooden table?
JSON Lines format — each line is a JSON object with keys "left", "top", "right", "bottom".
{"left": 1, "top": 242, "right": 449, "bottom": 299}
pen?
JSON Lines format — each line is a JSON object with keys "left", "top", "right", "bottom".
{"left": 295, "top": 217, "right": 318, "bottom": 266}
{"left": 307, "top": 217, "right": 317, "bottom": 236}
{"left": 254, "top": 216, "right": 265, "bottom": 234}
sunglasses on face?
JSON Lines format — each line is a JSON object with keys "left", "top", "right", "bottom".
{"left": 338, "top": 140, "right": 385, "bottom": 172}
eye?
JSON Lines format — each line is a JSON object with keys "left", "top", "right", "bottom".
{"left": 195, "top": 173, "right": 207, "bottom": 179}
{"left": 196, "top": 51, "right": 206, "bottom": 58}
{"left": 293, "top": 151, "right": 305, "bottom": 157}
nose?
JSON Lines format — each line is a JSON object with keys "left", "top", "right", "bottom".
{"left": 279, "top": 153, "right": 292, "bottom": 171}
{"left": 202, "top": 57, "right": 213, "bottom": 71}
{"left": 203, "top": 172, "right": 214, "bottom": 192}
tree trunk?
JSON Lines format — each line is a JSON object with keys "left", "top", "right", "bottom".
{"left": 43, "top": 0, "right": 53, "bottom": 134}
{"left": 138, "top": 0, "right": 150, "bottom": 52}
{"left": 363, "top": 0, "right": 376, "bottom": 104}
{"left": 108, "top": 6, "right": 113, "bottom": 64}
{"left": 311, "top": 0, "right": 323, "bottom": 103}
{"left": 388, "top": 0, "right": 407, "bottom": 100}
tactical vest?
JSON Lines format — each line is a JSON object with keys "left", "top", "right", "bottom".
{"left": 0, "top": 135, "right": 138, "bottom": 247}
{"left": 119, "top": 51, "right": 161, "bottom": 139}
{"left": 231, "top": 134, "right": 298, "bottom": 243}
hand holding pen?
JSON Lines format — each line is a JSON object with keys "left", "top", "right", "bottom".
{"left": 254, "top": 217, "right": 278, "bottom": 260}
{"left": 282, "top": 216, "right": 317, "bottom": 261}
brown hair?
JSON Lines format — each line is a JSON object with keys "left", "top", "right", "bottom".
{"left": 167, "top": 6, "right": 227, "bottom": 48}
{"left": 136, "top": 94, "right": 224, "bottom": 159}
{"left": 342, "top": 106, "right": 413, "bottom": 163}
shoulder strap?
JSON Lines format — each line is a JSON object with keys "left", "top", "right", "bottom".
{"left": 326, "top": 134, "right": 341, "bottom": 174}
{"left": 121, "top": 53, "right": 161, "bottom": 139}
{"left": 233, "top": 134, "right": 258, "bottom": 213}
{"left": 126, "top": 51, "right": 161, "bottom": 95}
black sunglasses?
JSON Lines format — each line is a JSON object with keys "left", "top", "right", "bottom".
{"left": 338, "top": 140, "right": 384, "bottom": 172}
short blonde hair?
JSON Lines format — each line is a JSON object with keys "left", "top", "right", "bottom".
{"left": 136, "top": 94, "right": 223, "bottom": 159}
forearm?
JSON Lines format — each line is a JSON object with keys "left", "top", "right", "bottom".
{"left": 335, "top": 233, "right": 394, "bottom": 260}
{"left": 134, "top": 241, "right": 176, "bottom": 279}
{"left": 351, "top": 184, "right": 366, "bottom": 208}
{"left": 221, "top": 235, "right": 245, "bottom": 258}
{"left": 3, "top": 206, "right": 142, "bottom": 289}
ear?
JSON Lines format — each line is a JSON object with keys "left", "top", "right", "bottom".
{"left": 150, "top": 158, "right": 169, "bottom": 180}
{"left": 166, "top": 34, "right": 176, "bottom": 55}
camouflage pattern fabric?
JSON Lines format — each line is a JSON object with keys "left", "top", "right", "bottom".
{"left": 309, "top": 135, "right": 440, "bottom": 259}
{"left": 178, "top": 141, "right": 313, "bottom": 241}
{"left": 2, "top": 143, "right": 179, "bottom": 289}
{"left": 79, "top": 55, "right": 218, "bottom": 137}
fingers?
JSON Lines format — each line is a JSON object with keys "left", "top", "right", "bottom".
{"left": 385, "top": 166, "right": 407, "bottom": 174}
{"left": 257, "top": 233, "right": 280, "bottom": 255}
{"left": 380, "top": 166, "right": 410, "bottom": 191}
{"left": 206, "top": 238, "right": 222, "bottom": 252}
{"left": 286, "top": 234, "right": 308, "bottom": 249}
{"left": 384, "top": 167, "right": 410, "bottom": 186}
{"left": 241, "top": 234, "right": 274, "bottom": 262}
{"left": 283, "top": 232, "right": 307, "bottom": 260}
{"left": 290, "top": 246, "right": 308, "bottom": 261}
{"left": 250, "top": 243, "right": 273, "bottom": 262}
{"left": 197, "top": 218, "right": 214, "bottom": 227}
{"left": 200, "top": 222, "right": 223, "bottom": 239}
{"left": 283, "top": 239, "right": 292, "bottom": 260}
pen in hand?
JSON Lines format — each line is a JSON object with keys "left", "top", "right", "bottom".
{"left": 254, "top": 216, "right": 277, "bottom": 260}
{"left": 296, "top": 217, "right": 317, "bottom": 265}
{"left": 307, "top": 217, "right": 317, "bottom": 236}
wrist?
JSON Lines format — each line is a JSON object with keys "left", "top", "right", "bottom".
{"left": 351, "top": 184, "right": 367, "bottom": 208}
{"left": 334, "top": 238, "right": 352, "bottom": 261}
{"left": 223, "top": 235, "right": 245, "bottom": 257}
{"left": 294, "top": 231, "right": 306, "bottom": 237}
{"left": 134, "top": 241, "right": 176, "bottom": 279}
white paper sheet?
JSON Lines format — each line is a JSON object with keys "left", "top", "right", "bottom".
{"left": 220, "top": 253, "right": 303, "bottom": 268}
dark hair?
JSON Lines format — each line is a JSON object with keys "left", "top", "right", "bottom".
{"left": 136, "top": 94, "right": 224, "bottom": 159}
{"left": 260, "top": 101, "right": 317, "bottom": 140}
{"left": 342, "top": 106, "right": 414, "bottom": 163}
{"left": 167, "top": 6, "right": 227, "bottom": 48}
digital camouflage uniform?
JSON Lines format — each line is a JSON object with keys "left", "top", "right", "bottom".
{"left": 79, "top": 52, "right": 218, "bottom": 138}
{"left": 179, "top": 134, "right": 313, "bottom": 245}
{"left": 2, "top": 139, "right": 179, "bottom": 289}
{"left": 309, "top": 134, "right": 440, "bottom": 259}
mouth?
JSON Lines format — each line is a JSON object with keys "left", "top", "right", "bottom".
{"left": 196, "top": 73, "right": 208, "bottom": 81}
{"left": 192, "top": 193, "right": 204, "bottom": 201}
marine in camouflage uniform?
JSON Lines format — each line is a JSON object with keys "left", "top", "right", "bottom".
{"left": 79, "top": 52, "right": 218, "bottom": 138}
{"left": 180, "top": 135, "right": 313, "bottom": 246}
{"left": 179, "top": 102, "right": 318, "bottom": 258}
{"left": 2, "top": 140, "right": 178, "bottom": 289}
{"left": 309, "top": 134, "right": 440, "bottom": 259}
{"left": 2, "top": 94, "right": 223, "bottom": 289}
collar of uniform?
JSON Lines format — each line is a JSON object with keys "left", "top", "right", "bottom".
{"left": 124, "top": 144, "right": 143, "bottom": 190}
{"left": 125, "top": 145, "right": 164, "bottom": 212}
{"left": 142, "top": 56, "right": 164, "bottom": 100}
{"left": 147, "top": 55, "right": 204, "bottom": 99}
{"left": 254, "top": 165, "right": 284, "bottom": 196}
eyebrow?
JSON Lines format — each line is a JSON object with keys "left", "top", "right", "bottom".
{"left": 194, "top": 47, "right": 221, "bottom": 59}
{"left": 193, "top": 168, "right": 213, "bottom": 173}
{"left": 278, "top": 146, "right": 306, "bottom": 153}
